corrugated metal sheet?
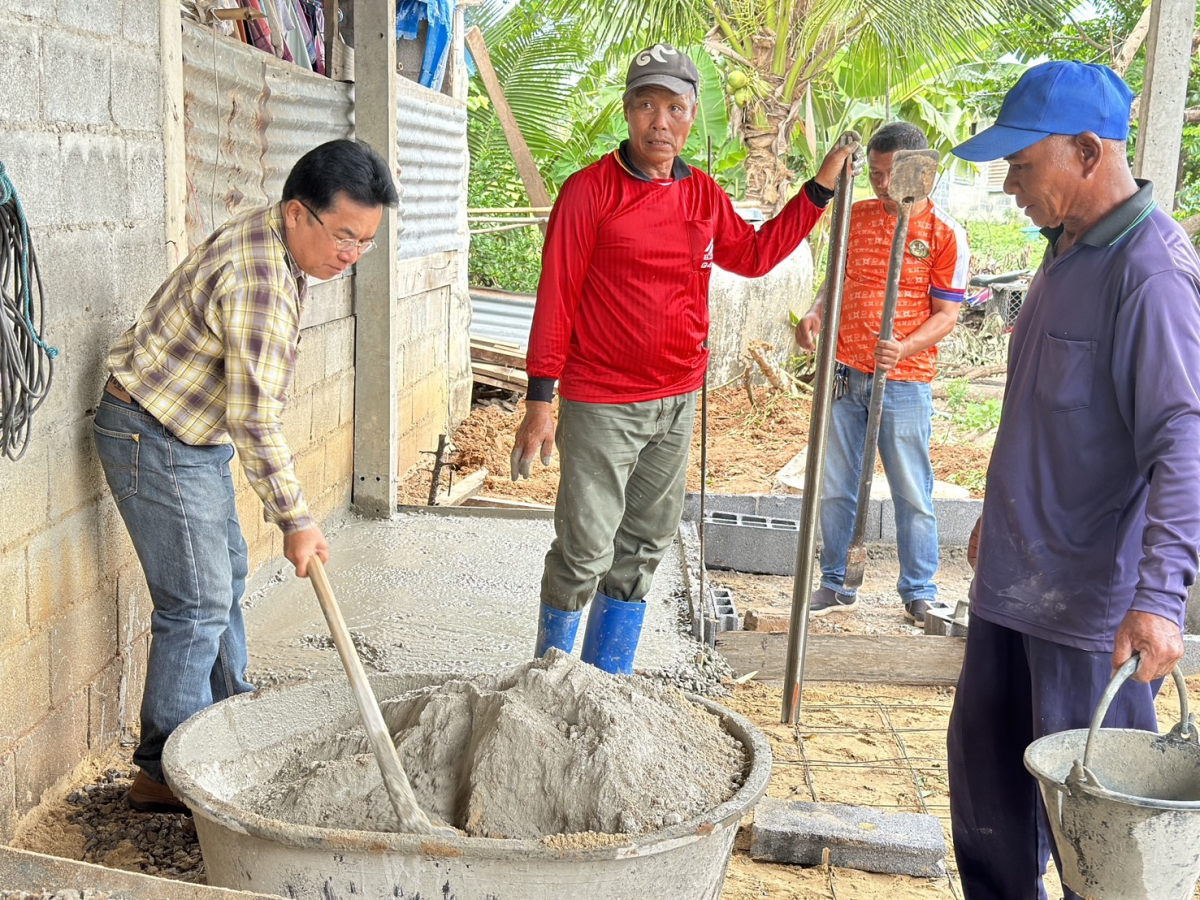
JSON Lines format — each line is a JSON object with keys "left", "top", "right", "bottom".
{"left": 396, "top": 83, "right": 467, "bottom": 260}
{"left": 181, "top": 21, "right": 354, "bottom": 244}
{"left": 469, "top": 288, "right": 534, "bottom": 349}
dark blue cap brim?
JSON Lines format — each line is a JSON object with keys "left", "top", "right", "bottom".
{"left": 952, "top": 124, "right": 1052, "bottom": 162}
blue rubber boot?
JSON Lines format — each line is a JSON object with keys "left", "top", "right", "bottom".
{"left": 534, "top": 603, "right": 582, "bottom": 658}
{"left": 580, "top": 592, "right": 647, "bottom": 675}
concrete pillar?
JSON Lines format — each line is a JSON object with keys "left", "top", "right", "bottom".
{"left": 1132, "top": 0, "right": 1197, "bottom": 204}
{"left": 351, "top": 0, "right": 401, "bottom": 517}
{"left": 160, "top": 0, "right": 188, "bottom": 266}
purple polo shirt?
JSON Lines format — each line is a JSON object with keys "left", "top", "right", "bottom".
{"left": 971, "top": 182, "right": 1200, "bottom": 651}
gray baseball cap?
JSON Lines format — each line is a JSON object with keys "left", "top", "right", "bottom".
{"left": 625, "top": 44, "right": 699, "bottom": 99}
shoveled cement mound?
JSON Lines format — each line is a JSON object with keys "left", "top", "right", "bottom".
{"left": 237, "top": 651, "right": 746, "bottom": 838}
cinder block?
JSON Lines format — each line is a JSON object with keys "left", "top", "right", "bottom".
{"left": 295, "top": 445, "right": 326, "bottom": 497}
{"left": 0, "top": 631, "right": 50, "bottom": 746}
{"left": 323, "top": 316, "right": 356, "bottom": 377}
{"left": 32, "top": 227, "right": 115, "bottom": 321}
{"left": 49, "top": 591, "right": 118, "bottom": 706}
{"left": 293, "top": 325, "right": 328, "bottom": 392}
{"left": 47, "top": 421, "right": 106, "bottom": 521}
{"left": 683, "top": 492, "right": 758, "bottom": 522}
{"left": 56, "top": 0, "right": 121, "bottom": 35}
{"left": 702, "top": 586, "right": 740, "bottom": 644}
{"left": 1182, "top": 634, "right": 1200, "bottom": 677}
{"left": 122, "top": 0, "right": 160, "bottom": 46}
{"left": 0, "top": 22, "right": 40, "bottom": 123}
{"left": 0, "top": 546, "right": 29, "bottom": 648}
{"left": 281, "top": 390, "right": 313, "bottom": 451}
{"left": 881, "top": 497, "right": 982, "bottom": 546}
{"left": 121, "top": 632, "right": 148, "bottom": 728}
{"left": 0, "top": 450, "right": 48, "bottom": 551}
{"left": 27, "top": 508, "right": 100, "bottom": 632}
{"left": 59, "top": 133, "right": 125, "bottom": 225}
{"left": 123, "top": 137, "right": 165, "bottom": 221}
{"left": 339, "top": 370, "right": 356, "bottom": 426}
{"left": 750, "top": 798, "right": 947, "bottom": 877}
{"left": 0, "top": 131, "right": 63, "bottom": 228}
{"left": 13, "top": 689, "right": 88, "bottom": 817}
{"left": 42, "top": 30, "right": 111, "bottom": 127}
{"left": 111, "top": 53, "right": 160, "bottom": 132}
{"left": 116, "top": 566, "right": 150, "bottom": 648}
{"left": 1186, "top": 584, "right": 1200, "bottom": 636}
{"left": 704, "top": 511, "right": 800, "bottom": 577}
{"left": 88, "top": 656, "right": 124, "bottom": 749}
{"left": 309, "top": 377, "right": 343, "bottom": 441}
{"left": 323, "top": 423, "right": 354, "bottom": 485}
{"left": 756, "top": 494, "right": 805, "bottom": 521}
{"left": 0, "top": 751, "right": 15, "bottom": 843}
{"left": 111, "top": 225, "right": 170, "bottom": 311}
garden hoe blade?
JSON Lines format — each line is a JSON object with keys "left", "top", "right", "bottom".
{"left": 842, "top": 150, "right": 940, "bottom": 592}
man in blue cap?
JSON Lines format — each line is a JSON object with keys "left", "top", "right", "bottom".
{"left": 946, "top": 60, "right": 1200, "bottom": 898}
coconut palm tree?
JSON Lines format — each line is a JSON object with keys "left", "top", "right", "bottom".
{"left": 515, "top": 0, "right": 1072, "bottom": 211}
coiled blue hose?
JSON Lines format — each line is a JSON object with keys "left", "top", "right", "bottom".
{"left": 0, "top": 160, "right": 57, "bottom": 461}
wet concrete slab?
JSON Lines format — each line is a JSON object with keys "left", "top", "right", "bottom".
{"left": 243, "top": 508, "right": 699, "bottom": 686}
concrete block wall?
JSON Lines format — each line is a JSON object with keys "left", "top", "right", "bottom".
{"left": 396, "top": 251, "right": 466, "bottom": 474}
{"left": 0, "top": 0, "right": 167, "bottom": 839}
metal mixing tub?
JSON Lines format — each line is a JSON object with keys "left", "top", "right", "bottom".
{"left": 162, "top": 673, "right": 772, "bottom": 900}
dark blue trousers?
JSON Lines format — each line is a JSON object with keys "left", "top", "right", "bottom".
{"left": 947, "top": 614, "right": 1160, "bottom": 900}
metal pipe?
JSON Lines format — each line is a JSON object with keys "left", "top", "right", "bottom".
{"left": 781, "top": 161, "right": 855, "bottom": 725}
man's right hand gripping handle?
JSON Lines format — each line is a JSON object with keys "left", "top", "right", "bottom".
{"left": 511, "top": 400, "right": 556, "bottom": 481}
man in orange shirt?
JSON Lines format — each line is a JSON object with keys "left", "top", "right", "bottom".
{"left": 796, "top": 122, "right": 968, "bottom": 626}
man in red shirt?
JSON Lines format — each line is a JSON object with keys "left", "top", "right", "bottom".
{"left": 510, "top": 42, "right": 860, "bottom": 673}
{"left": 795, "top": 122, "right": 968, "bottom": 627}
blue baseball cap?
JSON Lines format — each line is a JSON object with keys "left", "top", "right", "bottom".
{"left": 952, "top": 61, "right": 1134, "bottom": 162}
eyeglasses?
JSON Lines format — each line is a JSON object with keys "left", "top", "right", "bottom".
{"left": 299, "top": 201, "right": 377, "bottom": 255}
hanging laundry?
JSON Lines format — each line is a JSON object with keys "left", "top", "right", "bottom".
{"left": 396, "top": 0, "right": 456, "bottom": 91}
{"left": 240, "top": 0, "right": 277, "bottom": 56}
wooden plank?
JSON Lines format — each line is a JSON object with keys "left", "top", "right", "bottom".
{"left": 435, "top": 468, "right": 489, "bottom": 507}
{"left": 470, "top": 342, "right": 527, "bottom": 368}
{"left": 715, "top": 631, "right": 965, "bottom": 685}
{"left": 323, "top": 0, "right": 339, "bottom": 79}
{"left": 464, "top": 26, "right": 554, "bottom": 234}
{"left": 473, "top": 362, "right": 528, "bottom": 387}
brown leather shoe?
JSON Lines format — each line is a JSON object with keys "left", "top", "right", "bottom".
{"left": 127, "top": 771, "right": 189, "bottom": 814}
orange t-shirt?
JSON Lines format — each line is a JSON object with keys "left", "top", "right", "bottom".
{"left": 836, "top": 198, "right": 969, "bottom": 383}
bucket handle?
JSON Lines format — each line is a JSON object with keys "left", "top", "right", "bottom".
{"left": 1083, "top": 652, "right": 1191, "bottom": 771}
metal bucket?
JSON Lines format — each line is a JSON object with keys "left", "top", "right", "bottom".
{"left": 1024, "top": 657, "right": 1200, "bottom": 899}
{"left": 162, "top": 673, "right": 771, "bottom": 900}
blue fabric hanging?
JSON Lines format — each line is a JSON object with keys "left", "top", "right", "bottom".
{"left": 396, "top": 0, "right": 455, "bottom": 91}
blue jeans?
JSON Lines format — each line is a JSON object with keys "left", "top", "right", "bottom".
{"left": 819, "top": 366, "right": 938, "bottom": 603}
{"left": 93, "top": 391, "right": 253, "bottom": 782}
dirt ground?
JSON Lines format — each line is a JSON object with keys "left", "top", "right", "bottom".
{"left": 397, "top": 382, "right": 996, "bottom": 507}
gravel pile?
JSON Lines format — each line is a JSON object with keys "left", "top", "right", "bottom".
{"left": 60, "top": 762, "right": 204, "bottom": 883}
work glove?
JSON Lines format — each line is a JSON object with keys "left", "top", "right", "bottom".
{"left": 510, "top": 445, "right": 552, "bottom": 481}
{"left": 836, "top": 130, "right": 865, "bottom": 178}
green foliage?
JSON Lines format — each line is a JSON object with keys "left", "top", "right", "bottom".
{"left": 944, "top": 379, "right": 1003, "bottom": 432}
{"left": 964, "top": 219, "right": 1041, "bottom": 273}
{"left": 469, "top": 229, "right": 545, "bottom": 293}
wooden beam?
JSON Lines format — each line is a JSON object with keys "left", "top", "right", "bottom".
{"left": 715, "top": 632, "right": 965, "bottom": 685}
{"left": 323, "top": 0, "right": 339, "bottom": 79}
{"left": 464, "top": 26, "right": 553, "bottom": 234}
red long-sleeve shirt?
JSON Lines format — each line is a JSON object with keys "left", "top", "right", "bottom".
{"left": 527, "top": 145, "right": 828, "bottom": 403}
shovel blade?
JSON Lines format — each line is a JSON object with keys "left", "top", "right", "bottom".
{"left": 843, "top": 542, "right": 868, "bottom": 591}
{"left": 887, "top": 149, "right": 940, "bottom": 205}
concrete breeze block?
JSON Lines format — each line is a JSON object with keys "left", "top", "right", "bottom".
{"left": 0, "top": 22, "right": 41, "bottom": 124}
{"left": 751, "top": 798, "right": 947, "bottom": 878}
{"left": 704, "top": 511, "right": 800, "bottom": 576}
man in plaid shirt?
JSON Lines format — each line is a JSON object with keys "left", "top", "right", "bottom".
{"left": 95, "top": 139, "right": 397, "bottom": 813}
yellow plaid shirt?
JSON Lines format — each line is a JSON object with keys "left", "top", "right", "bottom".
{"left": 108, "top": 204, "right": 312, "bottom": 533}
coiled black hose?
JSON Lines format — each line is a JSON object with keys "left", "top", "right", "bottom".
{"left": 0, "top": 160, "right": 56, "bottom": 461}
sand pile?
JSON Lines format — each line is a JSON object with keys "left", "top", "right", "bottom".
{"left": 238, "top": 651, "right": 746, "bottom": 838}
